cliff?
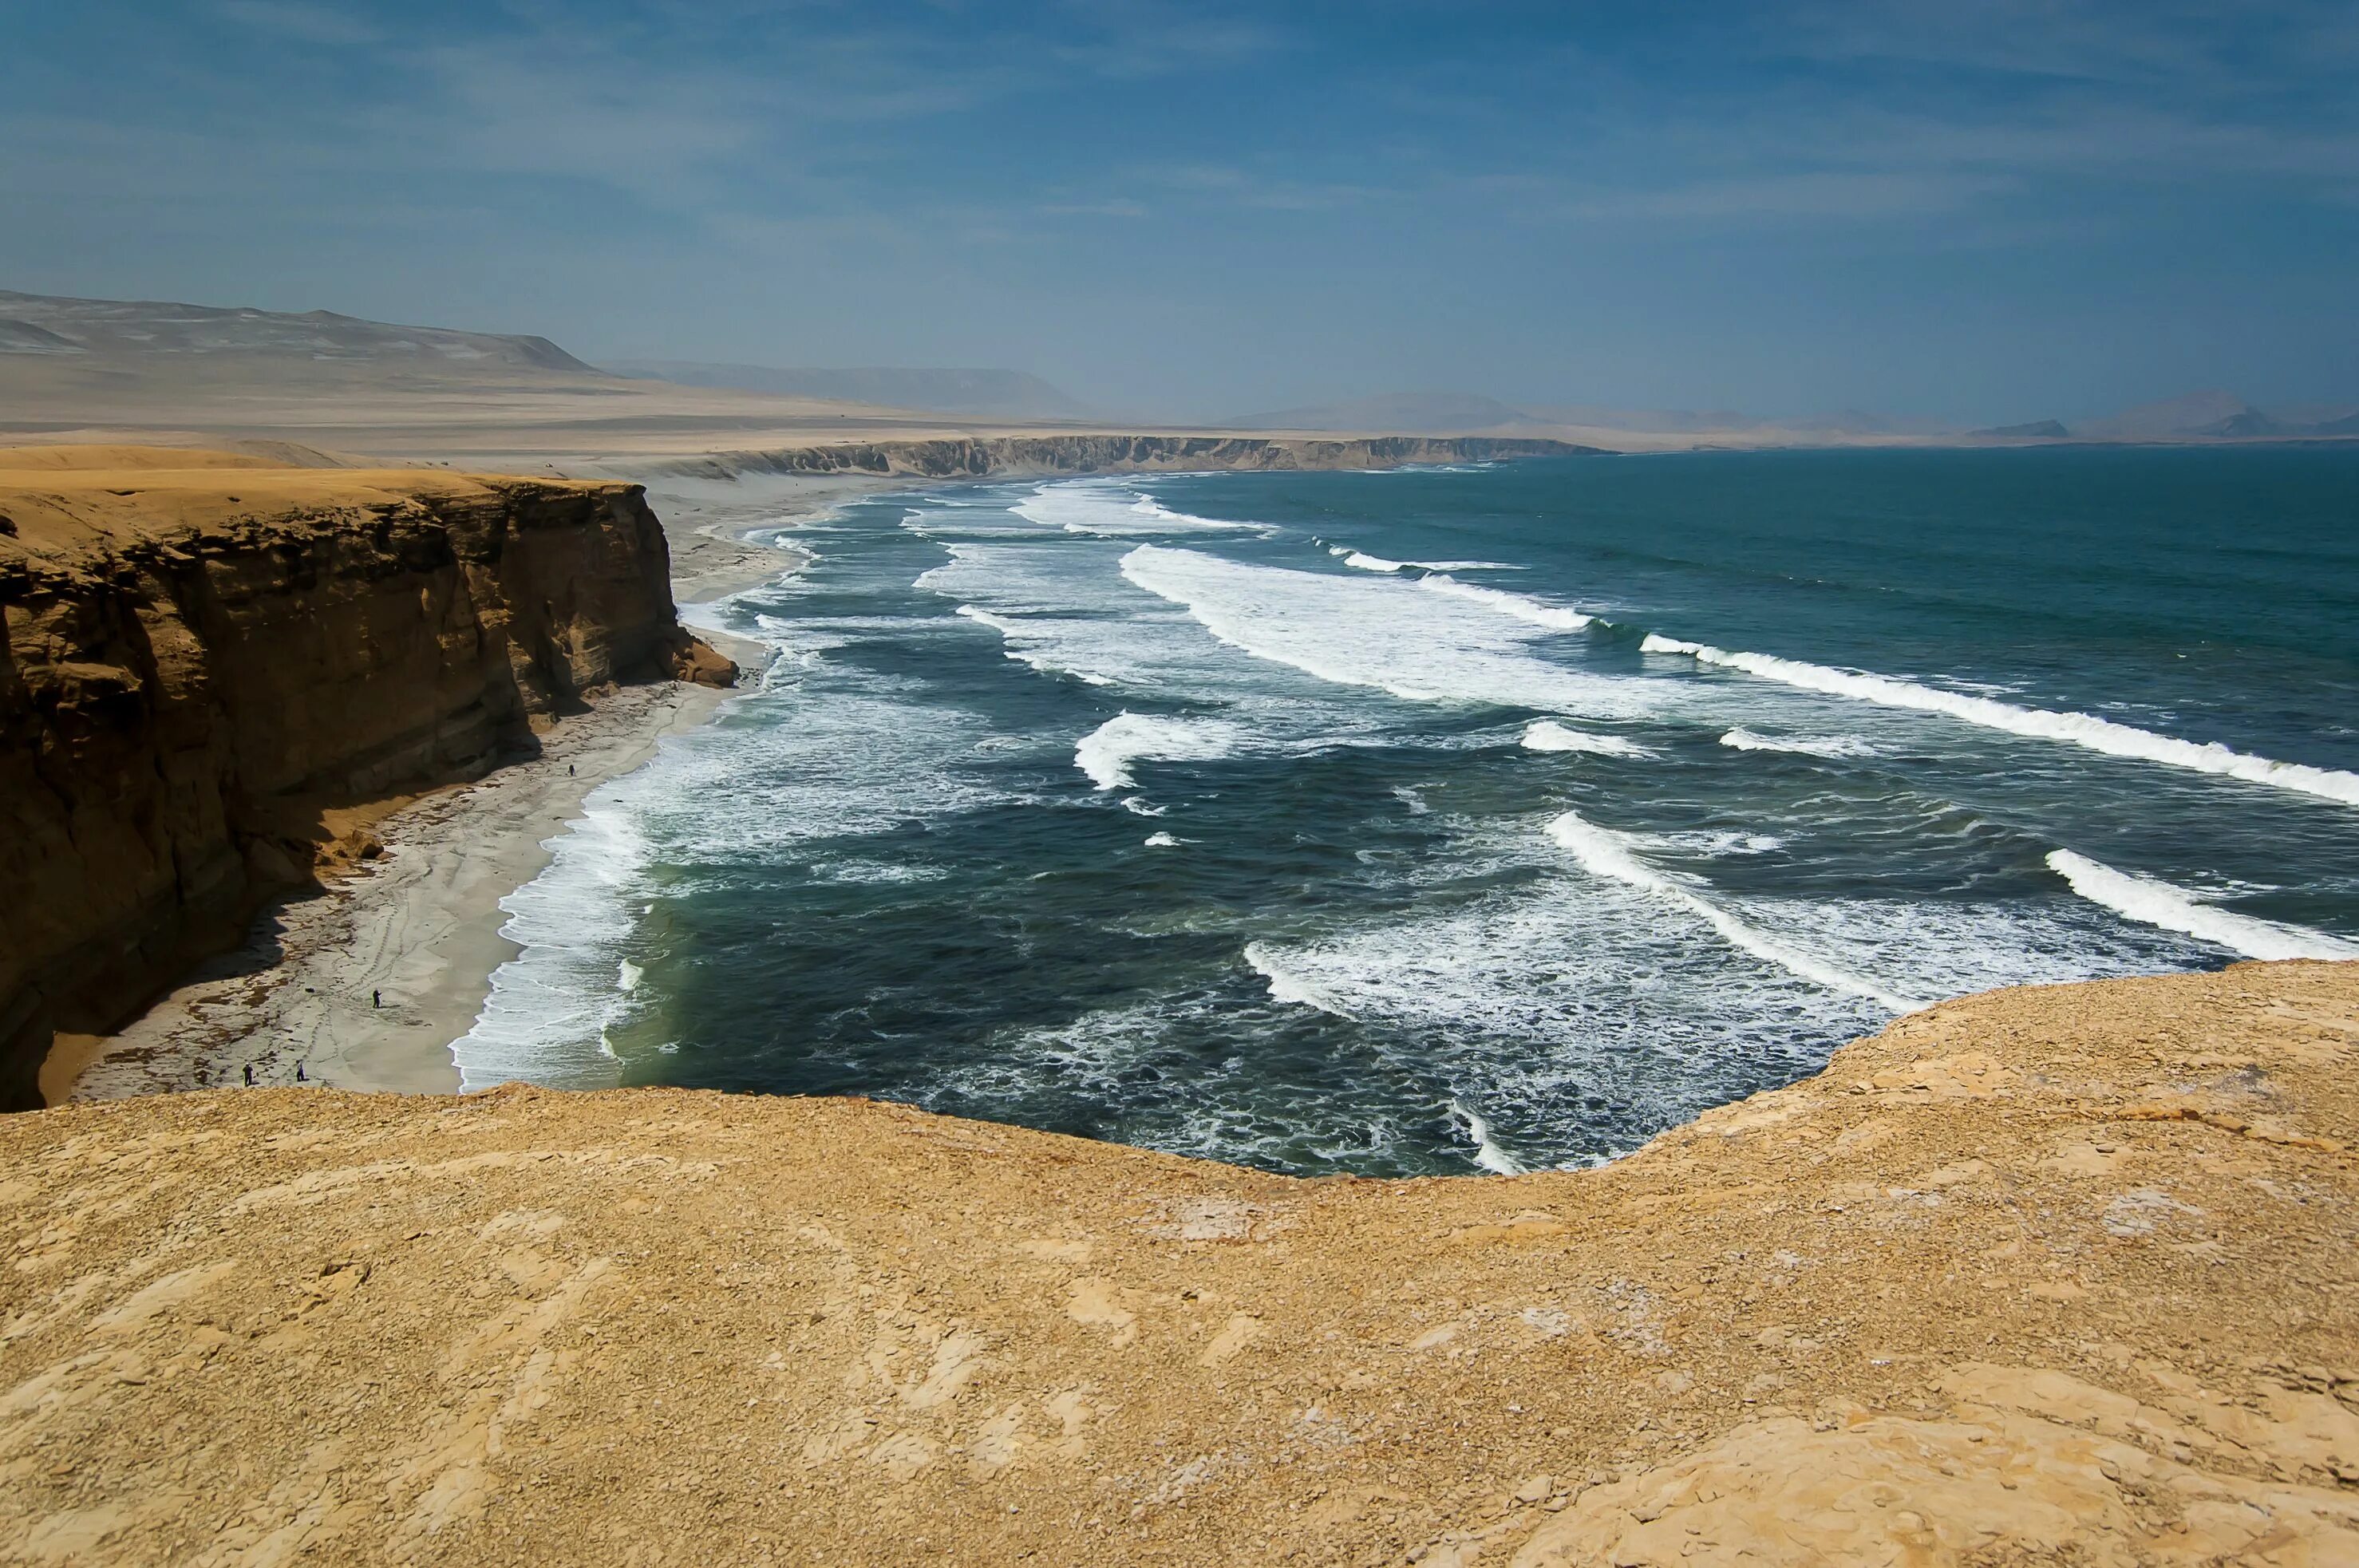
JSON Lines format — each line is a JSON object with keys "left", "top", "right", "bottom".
{"left": 0, "top": 448, "right": 732, "bottom": 1109}
{"left": 645, "top": 432, "right": 1603, "bottom": 481}
{"left": 2, "top": 961, "right": 2352, "bottom": 1564}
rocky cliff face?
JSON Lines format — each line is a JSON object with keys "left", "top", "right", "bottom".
{"left": 648, "top": 432, "right": 1601, "bottom": 481}
{"left": 0, "top": 449, "right": 730, "bottom": 1108}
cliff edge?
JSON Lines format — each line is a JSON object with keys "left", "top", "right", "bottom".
{"left": 0, "top": 448, "right": 733, "bottom": 1108}
{"left": 2, "top": 961, "right": 2352, "bottom": 1564}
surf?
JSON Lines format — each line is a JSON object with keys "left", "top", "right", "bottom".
{"left": 1118, "top": 543, "right": 1646, "bottom": 715}
{"left": 1644, "top": 634, "right": 2359, "bottom": 808}
{"left": 1546, "top": 808, "right": 1923, "bottom": 1012}
{"left": 2045, "top": 850, "right": 2357, "bottom": 961}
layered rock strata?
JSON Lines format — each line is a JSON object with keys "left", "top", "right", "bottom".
{"left": 0, "top": 448, "right": 731, "bottom": 1108}
{"left": 1, "top": 962, "right": 2352, "bottom": 1564}
{"left": 648, "top": 433, "right": 1600, "bottom": 481}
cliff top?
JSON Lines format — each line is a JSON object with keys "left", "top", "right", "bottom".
{"left": 0, "top": 444, "right": 624, "bottom": 556}
{"left": 4, "top": 961, "right": 2354, "bottom": 1564}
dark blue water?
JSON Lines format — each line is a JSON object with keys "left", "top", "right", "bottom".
{"left": 459, "top": 447, "right": 2359, "bottom": 1175}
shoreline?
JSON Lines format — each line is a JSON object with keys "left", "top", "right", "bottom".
{"left": 54, "top": 469, "right": 895, "bottom": 1104}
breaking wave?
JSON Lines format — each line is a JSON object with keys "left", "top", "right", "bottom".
{"left": 1419, "top": 573, "right": 1594, "bottom": 630}
{"left": 1522, "top": 720, "right": 1655, "bottom": 756}
{"left": 1546, "top": 808, "right": 1922, "bottom": 1012}
{"left": 2045, "top": 850, "right": 2357, "bottom": 961}
{"left": 1119, "top": 544, "right": 1644, "bottom": 714}
{"left": 1719, "top": 727, "right": 1877, "bottom": 758}
{"left": 1644, "top": 634, "right": 2359, "bottom": 808}
{"left": 1074, "top": 712, "right": 1242, "bottom": 791}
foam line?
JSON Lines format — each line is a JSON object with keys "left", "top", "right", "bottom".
{"left": 1547, "top": 809, "right": 1922, "bottom": 1012}
{"left": 956, "top": 604, "right": 1116, "bottom": 686}
{"left": 1243, "top": 941, "right": 1357, "bottom": 1018}
{"left": 1330, "top": 546, "right": 1519, "bottom": 571}
{"left": 1419, "top": 574, "right": 1594, "bottom": 630}
{"left": 1719, "top": 727, "right": 1876, "bottom": 758}
{"left": 1446, "top": 1099, "right": 1528, "bottom": 1175}
{"left": 1119, "top": 544, "right": 1642, "bottom": 713}
{"left": 2045, "top": 850, "right": 2358, "bottom": 961}
{"left": 1523, "top": 721, "right": 1654, "bottom": 756}
{"left": 1642, "top": 634, "right": 2359, "bottom": 808}
{"left": 1075, "top": 712, "right": 1239, "bottom": 790}
{"left": 1014, "top": 480, "right": 1261, "bottom": 537}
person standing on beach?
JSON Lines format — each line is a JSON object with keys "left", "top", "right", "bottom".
{"left": 372, "top": 989, "right": 381, "bottom": 1008}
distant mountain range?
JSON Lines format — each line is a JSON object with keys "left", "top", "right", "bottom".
{"left": 1227, "top": 387, "right": 2357, "bottom": 443}
{"left": 0, "top": 290, "right": 1091, "bottom": 423}
{"left": 607, "top": 361, "right": 1091, "bottom": 421}
{"left": 0, "top": 289, "right": 595, "bottom": 375}
{"left": 2, "top": 289, "right": 2349, "bottom": 443}
{"left": 1222, "top": 392, "right": 1946, "bottom": 438}
{"left": 1972, "top": 392, "right": 2359, "bottom": 442}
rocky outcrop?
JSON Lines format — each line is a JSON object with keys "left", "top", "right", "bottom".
{"left": 647, "top": 432, "right": 1603, "bottom": 482}
{"left": 0, "top": 449, "right": 732, "bottom": 1108}
{"left": 0, "top": 961, "right": 2353, "bottom": 1563}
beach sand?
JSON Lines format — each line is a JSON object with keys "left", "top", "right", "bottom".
{"left": 52, "top": 468, "right": 886, "bottom": 1104}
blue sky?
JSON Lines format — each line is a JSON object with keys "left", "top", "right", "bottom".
{"left": 5, "top": 1, "right": 2355, "bottom": 421}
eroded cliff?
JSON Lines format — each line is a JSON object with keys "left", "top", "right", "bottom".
{"left": 0, "top": 962, "right": 2353, "bottom": 1564}
{"left": 0, "top": 448, "right": 731, "bottom": 1108}
{"left": 649, "top": 432, "right": 1601, "bottom": 482}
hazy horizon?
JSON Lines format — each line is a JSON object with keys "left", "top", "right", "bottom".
{"left": 6, "top": 2, "right": 2356, "bottom": 425}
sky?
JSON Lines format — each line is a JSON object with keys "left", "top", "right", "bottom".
{"left": 5, "top": 1, "right": 2356, "bottom": 423}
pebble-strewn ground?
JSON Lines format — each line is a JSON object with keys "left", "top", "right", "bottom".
{"left": 5, "top": 962, "right": 2356, "bottom": 1565}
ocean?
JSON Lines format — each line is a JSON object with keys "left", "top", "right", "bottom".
{"left": 455, "top": 446, "right": 2359, "bottom": 1176}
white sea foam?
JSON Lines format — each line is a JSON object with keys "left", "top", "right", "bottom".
{"left": 1330, "top": 547, "right": 1516, "bottom": 571}
{"left": 1015, "top": 480, "right": 1260, "bottom": 538}
{"left": 1419, "top": 573, "right": 1594, "bottom": 630}
{"left": 955, "top": 604, "right": 1117, "bottom": 686}
{"left": 1120, "top": 544, "right": 1645, "bottom": 714}
{"left": 1227, "top": 859, "right": 2176, "bottom": 1168}
{"left": 453, "top": 794, "right": 646, "bottom": 1091}
{"left": 1144, "top": 831, "right": 1181, "bottom": 847}
{"left": 2045, "top": 850, "right": 2358, "bottom": 961}
{"left": 1719, "top": 727, "right": 1877, "bottom": 758}
{"left": 1075, "top": 712, "right": 1242, "bottom": 790}
{"left": 1522, "top": 720, "right": 1655, "bottom": 757}
{"left": 1243, "top": 940, "right": 1358, "bottom": 1017}
{"left": 1642, "top": 634, "right": 2359, "bottom": 808}
{"left": 1546, "top": 809, "right": 1923, "bottom": 1012}
{"left": 1446, "top": 1100, "right": 1528, "bottom": 1175}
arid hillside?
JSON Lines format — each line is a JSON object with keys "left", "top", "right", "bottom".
{"left": 2, "top": 962, "right": 2353, "bottom": 1565}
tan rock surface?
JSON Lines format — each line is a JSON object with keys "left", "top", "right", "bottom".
{"left": 3, "top": 961, "right": 2353, "bottom": 1565}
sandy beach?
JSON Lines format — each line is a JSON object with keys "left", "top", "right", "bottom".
{"left": 50, "top": 467, "right": 899, "bottom": 1105}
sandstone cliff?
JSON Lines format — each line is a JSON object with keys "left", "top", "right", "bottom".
{"left": 2, "top": 962, "right": 2352, "bottom": 1564}
{"left": 647, "top": 433, "right": 1601, "bottom": 482}
{"left": 0, "top": 448, "right": 732, "bottom": 1109}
